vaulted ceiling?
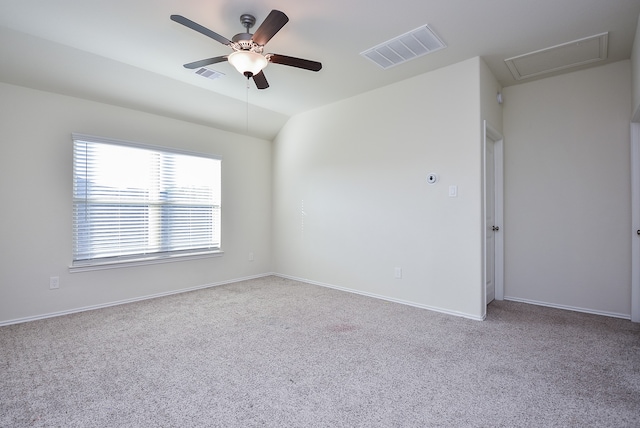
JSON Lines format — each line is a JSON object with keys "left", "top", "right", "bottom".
{"left": 0, "top": 1, "right": 638, "bottom": 140}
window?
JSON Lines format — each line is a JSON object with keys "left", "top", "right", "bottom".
{"left": 72, "top": 134, "right": 221, "bottom": 269}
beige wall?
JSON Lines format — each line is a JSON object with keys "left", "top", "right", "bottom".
{"left": 502, "top": 60, "right": 632, "bottom": 317}
{"left": 0, "top": 83, "right": 273, "bottom": 324}
{"left": 273, "top": 57, "right": 490, "bottom": 320}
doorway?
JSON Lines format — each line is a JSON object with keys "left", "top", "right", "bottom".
{"left": 484, "top": 121, "right": 504, "bottom": 306}
{"left": 631, "top": 122, "right": 640, "bottom": 322}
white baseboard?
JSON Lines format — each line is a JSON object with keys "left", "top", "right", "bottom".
{"left": 503, "top": 296, "right": 631, "bottom": 320}
{"left": 8, "top": 274, "right": 626, "bottom": 326}
{"left": 0, "top": 273, "right": 273, "bottom": 327}
{"left": 274, "top": 273, "right": 485, "bottom": 321}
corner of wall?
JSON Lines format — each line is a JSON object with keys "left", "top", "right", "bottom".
{"left": 479, "top": 57, "right": 503, "bottom": 133}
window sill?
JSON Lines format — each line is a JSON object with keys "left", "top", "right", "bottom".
{"left": 68, "top": 250, "right": 224, "bottom": 273}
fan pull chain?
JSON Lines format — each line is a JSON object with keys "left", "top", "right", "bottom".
{"left": 246, "top": 78, "right": 250, "bottom": 133}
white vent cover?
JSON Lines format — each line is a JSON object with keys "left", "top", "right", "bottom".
{"left": 361, "top": 25, "right": 446, "bottom": 69}
{"left": 195, "top": 67, "right": 225, "bottom": 80}
{"left": 505, "top": 32, "right": 608, "bottom": 80}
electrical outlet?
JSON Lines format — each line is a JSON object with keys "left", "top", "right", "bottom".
{"left": 248, "top": 252, "right": 254, "bottom": 262}
{"left": 49, "top": 276, "right": 59, "bottom": 290}
{"left": 394, "top": 267, "right": 402, "bottom": 279}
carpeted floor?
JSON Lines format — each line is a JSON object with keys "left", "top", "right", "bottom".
{"left": 1, "top": 276, "right": 639, "bottom": 427}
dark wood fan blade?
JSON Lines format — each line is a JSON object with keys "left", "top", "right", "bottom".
{"left": 267, "top": 54, "right": 322, "bottom": 71}
{"left": 171, "top": 15, "right": 232, "bottom": 46}
{"left": 252, "top": 10, "right": 289, "bottom": 46}
{"left": 252, "top": 71, "right": 269, "bottom": 89}
{"left": 183, "top": 56, "right": 229, "bottom": 69}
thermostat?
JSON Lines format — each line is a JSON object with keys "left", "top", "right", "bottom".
{"left": 426, "top": 173, "right": 438, "bottom": 184}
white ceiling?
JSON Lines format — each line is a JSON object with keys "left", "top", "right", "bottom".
{"left": 0, "top": 0, "right": 638, "bottom": 140}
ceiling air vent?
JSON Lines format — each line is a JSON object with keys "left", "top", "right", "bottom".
{"left": 195, "top": 67, "right": 225, "bottom": 80}
{"left": 504, "top": 32, "right": 608, "bottom": 80}
{"left": 361, "top": 24, "right": 446, "bottom": 69}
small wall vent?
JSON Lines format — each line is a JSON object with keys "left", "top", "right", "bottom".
{"left": 504, "top": 32, "right": 608, "bottom": 81}
{"left": 360, "top": 24, "right": 446, "bottom": 69}
{"left": 195, "top": 68, "right": 225, "bottom": 80}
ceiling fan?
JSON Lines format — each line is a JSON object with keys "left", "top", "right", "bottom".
{"left": 170, "top": 10, "right": 322, "bottom": 89}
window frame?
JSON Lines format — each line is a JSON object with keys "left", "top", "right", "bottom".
{"left": 69, "top": 133, "right": 223, "bottom": 273}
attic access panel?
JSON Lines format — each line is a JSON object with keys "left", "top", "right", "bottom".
{"left": 505, "top": 32, "right": 608, "bottom": 80}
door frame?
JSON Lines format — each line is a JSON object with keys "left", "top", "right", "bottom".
{"left": 483, "top": 120, "right": 504, "bottom": 307}
{"left": 631, "top": 122, "right": 640, "bottom": 322}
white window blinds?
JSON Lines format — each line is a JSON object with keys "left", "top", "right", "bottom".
{"left": 72, "top": 135, "right": 221, "bottom": 266}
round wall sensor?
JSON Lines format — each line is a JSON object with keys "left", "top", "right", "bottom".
{"left": 427, "top": 173, "right": 438, "bottom": 184}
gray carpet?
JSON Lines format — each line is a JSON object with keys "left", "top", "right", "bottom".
{"left": 1, "top": 276, "right": 639, "bottom": 427}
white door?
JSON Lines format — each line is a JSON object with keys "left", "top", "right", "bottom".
{"left": 484, "top": 121, "right": 504, "bottom": 307}
{"left": 485, "top": 137, "right": 496, "bottom": 304}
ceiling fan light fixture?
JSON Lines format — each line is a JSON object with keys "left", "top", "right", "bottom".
{"left": 228, "top": 51, "right": 268, "bottom": 76}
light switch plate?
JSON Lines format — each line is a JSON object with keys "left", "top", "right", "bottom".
{"left": 394, "top": 267, "right": 402, "bottom": 279}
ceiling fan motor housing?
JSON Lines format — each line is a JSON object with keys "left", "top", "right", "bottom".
{"left": 232, "top": 32, "right": 263, "bottom": 52}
